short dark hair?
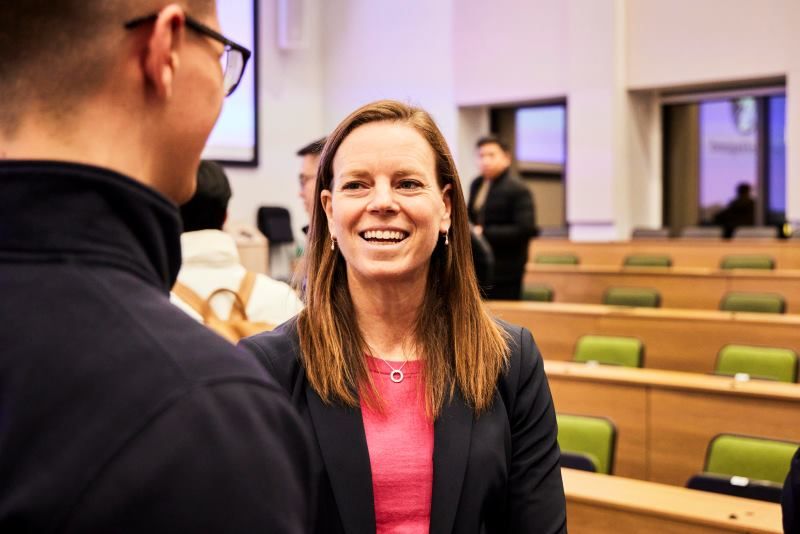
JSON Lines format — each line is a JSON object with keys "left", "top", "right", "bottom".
{"left": 476, "top": 135, "right": 510, "bottom": 153}
{"left": 736, "top": 182, "right": 752, "bottom": 196}
{"left": 180, "top": 160, "right": 231, "bottom": 232}
{"left": 0, "top": 1, "right": 214, "bottom": 135}
{"left": 296, "top": 137, "right": 327, "bottom": 157}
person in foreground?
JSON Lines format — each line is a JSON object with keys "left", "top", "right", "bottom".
{"left": 0, "top": 1, "right": 311, "bottom": 531}
{"left": 241, "top": 100, "right": 566, "bottom": 533}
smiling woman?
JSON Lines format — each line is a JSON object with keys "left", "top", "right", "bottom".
{"left": 240, "top": 100, "right": 567, "bottom": 534}
{"left": 321, "top": 121, "right": 452, "bottom": 287}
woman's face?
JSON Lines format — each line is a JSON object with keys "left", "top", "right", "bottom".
{"left": 321, "top": 121, "right": 452, "bottom": 285}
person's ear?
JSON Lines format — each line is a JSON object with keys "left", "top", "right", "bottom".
{"left": 320, "top": 189, "right": 336, "bottom": 239}
{"left": 142, "top": 5, "right": 186, "bottom": 100}
{"left": 440, "top": 183, "right": 452, "bottom": 233}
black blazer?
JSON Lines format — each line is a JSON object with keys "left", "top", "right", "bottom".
{"left": 468, "top": 170, "right": 537, "bottom": 281}
{"left": 782, "top": 447, "right": 800, "bottom": 532}
{"left": 241, "top": 319, "right": 566, "bottom": 534}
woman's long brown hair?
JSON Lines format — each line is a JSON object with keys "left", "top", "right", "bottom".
{"left": 297, "top": 100, "right": 509, "bottom": 418}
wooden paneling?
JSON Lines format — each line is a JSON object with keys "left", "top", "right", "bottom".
{"left": 529, "top": 238, "right": 800, "bottom": 270}
{"left": 488, "top": 301, "right": 800, "bottom": 374}
{"left": 563, "top": 469, "right": 782, "bottom": 534}
{"left": 523, "top": 265, "right": 800, "bottom": 313}
{"left": 550, "top": 378, "right": 647, "bottom": 479}
{"left": 649, "top": 389, "right": 800, "bottom": 486}
{"left": 546, "top": 362, "right": 800, "bottom": 489}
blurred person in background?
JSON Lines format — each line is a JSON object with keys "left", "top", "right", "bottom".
{"left": 173, "top": 160, "right": 303, "bottom": 326}
{"left": 713, "top": 182, "right": 756, "bottom": 238}
{"left": 297, "top": 136, "right": 327, "bottom": 235}
{"left": 468, "top": 136, "right": 537, "bottom": 300}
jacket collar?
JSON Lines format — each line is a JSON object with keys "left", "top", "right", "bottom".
{"left": 483, "top": 166, "right": 511, "bottom": 184}
{"left": 305, "top": 360, "right": 474, "bottom": 534}
{"left": 0, "top": 160, "right": 182, "bottom": 293}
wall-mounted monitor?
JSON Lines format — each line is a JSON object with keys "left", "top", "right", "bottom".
{"left": 515, "top": 104, "right": 566, "bottom": 174}
{"left": 202, "top": 0, "right": 259, "bottom": 166}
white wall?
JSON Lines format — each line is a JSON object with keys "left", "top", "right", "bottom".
{"left": 224, "top": 0, "right": 325, "bottom": 241}
{"left": 627, "top": 0, "right": 789, "bottom": 90}
{"left": 453, "top": 0, "right": 568, "bottom": 106}
{"left": 320, "top": 1, "right": 456, "bottom": 140}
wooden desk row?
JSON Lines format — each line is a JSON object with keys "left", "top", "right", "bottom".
{"left": 488, "top": 301, "right": 800, "bottom": 374}
{"left": 547, "top": 361, "right": 800, "bottom": 489}
{"left": 524, "top": 264, "right": 800, "bottom": 314}
{"left": 529, "top": 238, "right": 800, "bottom": 270}
{"left": 563, "top": 468, "right": 781, "bottom": 533}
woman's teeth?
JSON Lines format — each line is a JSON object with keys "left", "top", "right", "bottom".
{"left": 362, "top": 230, "right": 407, "bottom": 241}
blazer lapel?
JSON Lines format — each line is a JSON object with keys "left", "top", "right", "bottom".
{"left": 306, "top": 388, "right": 376, "bottom": 534}
{"left": 430, "top": 389, "right": 473, "bottom": 534}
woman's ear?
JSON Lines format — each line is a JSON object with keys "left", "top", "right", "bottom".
{"left": 320, "top": 189, "right": 335, "bottom": 238}
{"left": 440, "top": 183, "right": 452, "bottom": 233}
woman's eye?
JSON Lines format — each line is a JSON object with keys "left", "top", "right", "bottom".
{"left": 341, "top": 181, "right": 366, "bottom": 190}
{"left": 398, "top": 180, "right": 422, "bottom": 190}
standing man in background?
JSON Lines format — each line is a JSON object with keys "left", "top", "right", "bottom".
{"left": 468, "top": 135, "right": 537, "bottom": 300}
{"left": 297, "top": 137, "right": 326, "bottom": 234}
{"left": 0, "top": 2, "right": 311, "bottom": 531}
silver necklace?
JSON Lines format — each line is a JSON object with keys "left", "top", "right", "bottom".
{"left": 380, "top": 358, "right": 408, "bottom": 383}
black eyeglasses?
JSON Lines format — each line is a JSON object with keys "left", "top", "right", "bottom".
{"left": 124, "top": 13, "right": 252, "bottom": 96}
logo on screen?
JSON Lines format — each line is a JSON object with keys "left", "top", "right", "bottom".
{"left": 731, "top": 98, "right": 757, "bottom": 136}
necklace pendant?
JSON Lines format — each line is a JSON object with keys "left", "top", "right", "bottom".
{"left": 390, "top": 370, "right": 404, "bottom": 383}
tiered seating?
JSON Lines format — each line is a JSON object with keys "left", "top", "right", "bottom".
{"left": 522, "top": 265, "right": 800, "bottom": 312}
{"left": 528, "top": 238, "right": 800, "bottom": 269}
{"left": 720, "top": 292, "right": 785, "bottom": 314}
{"left": 602, "top": 287, "right": 661, "bottom": 308}
{"left": 720, "top": 254, "right": 775, "bottom": 270}
{"left": 623, "top": 254, "right": 672, "bottom": 267}
{"left": 557, "top": 414, "right": 617, "bottom": 474}
{"left": 573, "top": 335, "right": 643, "bottom": 368}
{"left": 488, "top": 302, "right": 800, "bottom": 374}
{"left": 516, "top": 237, "right": 800, "bottom": 520}
{"left": 563, "top": 469, "right": 781, "bottom": 533}
{"left": 687, "top": 434, "right": 798, "bottom": 503}
{"left": 714, "top": 345, "right": 798, "bottom": 383}
{"left": 544, "top": 360, "right": 800, "bottom": 486}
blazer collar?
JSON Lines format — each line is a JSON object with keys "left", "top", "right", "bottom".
{"left": 306, "top": 381, "right": 474, "bottom": 534}
{"left": 430, "top": 389, "right": 474, "bottom": 533}
{"left": 306, "top": 388, "right": 376, "bottom": 534}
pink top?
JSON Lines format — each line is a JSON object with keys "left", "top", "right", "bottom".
{"left": 360, "top": 357, "right": 434, "bottom": 534}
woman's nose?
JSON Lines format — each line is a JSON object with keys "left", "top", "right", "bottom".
{"left": 367, "top": 180, "right": 398, "bottom": 212}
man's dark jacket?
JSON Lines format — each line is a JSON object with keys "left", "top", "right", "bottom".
{"left": 0, "top": 161, "right": 313, "bottom": 533}
{"left": 468, "top": 169, "right": 537, "bottom": 285}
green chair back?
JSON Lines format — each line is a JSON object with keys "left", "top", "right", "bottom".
{"left": 574, "top": 335, "right": 644, "bottom": 368}
{"left": 522, "top": 284, "right": 554, "bottom": 302}
{"left": 557, "top": 414, "right": 617, "bottom": 475}
{"left": 623, "top": 254, "right": 672, "bottom": 268}
{"left": 715, "top": 344, "right": 798, "bottom": 383}
{"left": 705, "top": 434, "right": 799, "bottom": 485}
{"left": 720, "top": 292, "right": 785, "bottom": 314}
{"left": 720, "top": 255, "right": 775, "bottom": 270}
{"left": 534, "top": 253, "right": 579, "bottom": 265}
{"left": 602, "top": 287, "right": 661, "bottom": 308}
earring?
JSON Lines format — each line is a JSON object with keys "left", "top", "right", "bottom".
{"left": 331, "top": 236, "right": 336, "bottom": 251}
{"left": 444, "top": 231, "right": 449, "bottom": 246}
